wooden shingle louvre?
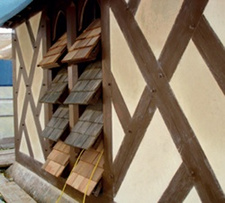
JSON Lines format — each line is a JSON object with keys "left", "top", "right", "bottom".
{"left": 65, "top": 102, "right": 103, "bottom": 149}
{"left": 42, "top": 140, "right": 71, "bottom": 177}
{"left": 66, "top": 142, "right": 104, "bottom": 196}
{"left": 64, "top": 61, "right": 102, "bottom": 105}
{"left": 38, "top": 33, "right": 67, "bottom": 69}
{"left": 41, "top": 105, "right": 69, "bottom": 141}
{"left": 62, "top": 19, "right": 101, "bottom": 64}
{"left": 39, "top": 68, "right": 68, "bottom": 104}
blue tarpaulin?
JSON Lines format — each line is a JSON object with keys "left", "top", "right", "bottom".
{"left": 0, "top": 60, "right": 12, "bottom": 86}
{"left": 0, "top": 0, "right": 32, "bottom": 26}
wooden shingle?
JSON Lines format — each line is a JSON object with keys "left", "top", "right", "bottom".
{"left": 41, "top": 106, "right": 69, "bottom": 141}
{"left": 38, "top": 33, "right": 67, "bottom": 69}
{"left": 62, "top": 19, "right": 101, "bottom": 64}
{"left": 64, "top": 61, "right": 102, "bottom": 105}
{"left": 39, "top": 68, "right": 68, "bottom": 104}
{"left": 66, "top": 143, "right": 104, "bottom": 196}
{"left": 42, "top": 141, "right": 71, "bottom": 177}
{"left": 64, "top": 103, "right": 103, "bottom": 149}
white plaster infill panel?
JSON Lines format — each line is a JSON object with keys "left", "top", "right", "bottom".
{"left": 112, "top": 103, "right": 125, "bottom": 161}
{"left": 135, "top": 0, "right": 183, "bottom": 59}
{"left": 25, "top": 103, "right": 45, "bottom": 163}
{"left": 115, "top": 110, "right": 182, "bottom": 203}
{"left": 204, "top": 0, "right": 225, "bottom": 46}
{"left": 170, "top": 40, "right": 225, "bottom": 192}
{"left": 29, "top": 12, "right": 42, "bottom": 41}
{"left": 19, "top": 132, "right": 30, "bottom": 156}
{"left": 16, "top": 22, "right": 34, "bottom": 74}
{"left": 184, "top": 187, "right": 201, "bottom": 203}
{"left": 110, "top": 10, "right": 146, "bottom": 116}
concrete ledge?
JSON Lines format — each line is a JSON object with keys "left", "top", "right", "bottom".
{"left": 5, "top": 162, "right": 79, "bottom": 203}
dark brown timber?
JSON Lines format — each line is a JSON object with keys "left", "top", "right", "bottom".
{"left": 193, "top": 15, "right": 225, "bottom": 96}
{"left": 110, "top": 0, "right": 225, "bottom": 202}
{"left": 159, "top": 163, "right": 194, "bottom": 203}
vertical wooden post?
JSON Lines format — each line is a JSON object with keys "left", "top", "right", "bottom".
{"left": 67, "top": 2, "right": 79, "bottom": 168}
{"left": 101, "top": 0, "right": 114, "bottom": 199}
{"left": 41, "top": 12, "right": 53, "bottom": 157}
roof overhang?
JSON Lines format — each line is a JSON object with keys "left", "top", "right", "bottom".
{"left": 0, "top": 0, "right": 33, "bottom": 27}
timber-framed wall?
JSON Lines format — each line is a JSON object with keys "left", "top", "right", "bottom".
{"left": 10, "top": 0, "right": 225, "bottom": 202}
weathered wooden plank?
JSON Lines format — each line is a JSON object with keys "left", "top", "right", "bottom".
{"left": 0, "top": 149, "right": 15, "bottom": 167}
{"left": 128, "top": 0, "right": 141, "bottom": 15}
{"left": 0, "top": 174, "right": 36, "bottom": 203}
{"left": 64, "top": 62, "right": 102, "bottom": 105}
{"left": 101, "top": 0, "right": 114, "bottom": 198}
{"left": 65, "top": 104, "right": 103, "bottom": 149}
{"left": 158, "top": 163, "right": 193, "bottom": 203}
{"left": 112, "top": 0, "right": 207, "bottom": 190}
{"left": 193, "top": 15, "right": 225, "bottom": 96}
{"left": 113, "top": 87, "right": 155, "bottom": 193}
{"left": 0, "top": 137, "right": 14, "bottom": 150}
{"left": 40, "top": 69, "right": 68, "bottom": 104}
{"left": 111, "top": 0, "right": 225, "bottom": 201}
{"left": 63, "top": 19, "right": 101, "bottom": 64}
{"left": 38, "top": 32, "right": 67, "bottom": 68}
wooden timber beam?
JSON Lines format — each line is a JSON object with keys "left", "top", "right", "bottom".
{"left": 193, "top": 15, "right": 225, "bottom": 96}
{"left": 158, "top": 163, "right": 194, "bottom": 203}
{"left": 112, "top": 0, "right": 207, "bottom": 196}
{"left": 101, "top": 0, "right": 114, "bottom": 199}
{"left": 128, "top": 0, "right": 141, "bottom": 15}
{"left": 110, "top": 0, "right": 225, "bottom": 202}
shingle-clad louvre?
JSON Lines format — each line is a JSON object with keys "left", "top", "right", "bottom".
{"left": 62, "top": 19, "right": 101, "bottom": 64}
{"left": 64, "top": 61, "right": 102, "bottom": 105}
{"left": 41, "top": 105, "right": 69, "bottom": 141}
{"left": 38, "top": 33, "right": 67, "bottom": 69}
{"left": 39, "top": 68, "right": 68, "bottom": 104}
{"left": 42, "top": 141, "right": 71, "bottom": 177}
{"left": 66, "top": 141, "right": 104, "bottom": 196}
{"left": 65, "top": 103, "right": 103, "bottom": 149}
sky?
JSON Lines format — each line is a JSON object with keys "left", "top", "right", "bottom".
{"left": 0, "top": 28, "right": 12, "bottom": 33}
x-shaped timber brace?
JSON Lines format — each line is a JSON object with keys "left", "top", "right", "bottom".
{"left": 107, "top": 0, "right": 225, "bottom": 202}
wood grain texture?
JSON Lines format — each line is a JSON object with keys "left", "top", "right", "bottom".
{"left": 64, "top": 61, "right": 102, "bottom": 105}
{"left": 66, "top": 144, "right": 104, "bottom": 196}
{"left": 101, "top": 0, "right": 114, "bottom": 198}
{"left": 158, "top": 163, "right": 193, "bottom": 203}
{"left": 110, "top": 0, "right": 225, "bottom": 202}
{"left": 65, "top": 105, "right": 103, "bottom": 149}
{"left": 38, "top": 33, "right": 67, "bottom": 69}
{"left": 128, "top": 0, "right": 141, "bottom": 15}
{"left": 112, "top": 0, "right": 210, "bottom": 195}
{"left": 39, "top": 68, "right": 68, "bottom": 104}
{"left": 62, "top": 19, "right": 101, "bottom": 64}
{"left": 193, "top": 15, "right": 225, "bottom": 96}
{"left": 41, "top": 106, "right": 69, "bottom": 141}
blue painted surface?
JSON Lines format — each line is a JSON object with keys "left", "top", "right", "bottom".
{"left": 0, "top": 60, "right": 12, "bottom": 86}
{"left": 0, "top": 0, "right": 32, "bottom": 26}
